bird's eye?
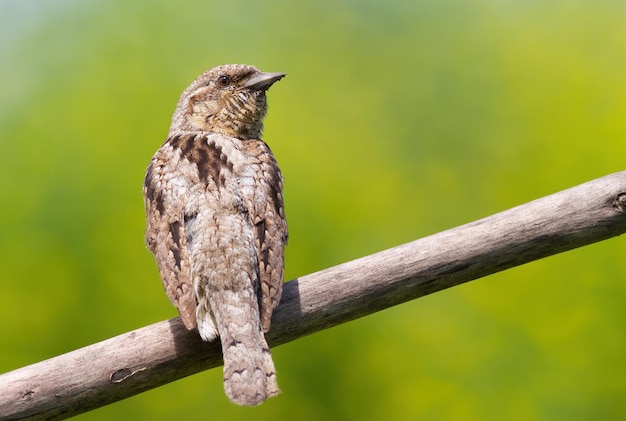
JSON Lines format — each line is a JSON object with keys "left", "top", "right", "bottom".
{"left": 217, "top": 75, "right": 232, "bottom": 87}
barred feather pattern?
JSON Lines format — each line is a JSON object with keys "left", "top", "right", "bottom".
{"left": 143, "top": 64, "right": 287, "bottom": 406}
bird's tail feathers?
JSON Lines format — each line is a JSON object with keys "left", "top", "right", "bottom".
{"left": 220, "top": 324, "right": 280, "bottom": 406}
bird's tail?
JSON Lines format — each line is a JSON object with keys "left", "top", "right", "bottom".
{"left": 219, "top": 313, "right": 280, "bottom": 406}
{"left": 221, "top": 328, "right": 280, "bottom": 406}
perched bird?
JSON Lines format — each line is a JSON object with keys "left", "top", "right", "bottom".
{"left": 143, "top": 64, "right": 288, "bottom": 406}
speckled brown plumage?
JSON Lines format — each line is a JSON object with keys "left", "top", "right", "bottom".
{"left": 143, "top": 64, "right": 287, "bottom": 406}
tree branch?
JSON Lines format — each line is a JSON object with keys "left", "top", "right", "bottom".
{"left": 2, "top": 171, "right": 626, "bottom": 420}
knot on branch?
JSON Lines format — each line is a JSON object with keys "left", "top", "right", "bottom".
{"left": 614, "top": 193, "right": 626, "bottom": 212}
{"left": 109, "top": 367, "right": 147, "bottom": 384}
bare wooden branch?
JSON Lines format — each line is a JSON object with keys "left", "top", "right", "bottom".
{"left": 1, "top": 171, "right": 625, "bottom": 420}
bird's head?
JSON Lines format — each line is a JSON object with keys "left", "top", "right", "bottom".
{"left": 170, "top": 64, "right": 286, "bottom": 139}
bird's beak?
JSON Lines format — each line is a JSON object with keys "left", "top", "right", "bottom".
{"left": 244, "top": 72, "right": 286, "bottom": 91}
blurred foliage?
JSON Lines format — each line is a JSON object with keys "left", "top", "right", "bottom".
{"left": 1, "top": 0, "right": 625, "bottom": 419}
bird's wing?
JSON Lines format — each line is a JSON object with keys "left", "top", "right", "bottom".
{"left": 248, "top": 140, "right": 288, "bottom": 333}
{"left": 143, "top": 140, "right": 197, "bottom": 330}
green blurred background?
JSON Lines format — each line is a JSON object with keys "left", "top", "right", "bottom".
{"left": 1, "top": 0, "right": 625, "bottom": 419}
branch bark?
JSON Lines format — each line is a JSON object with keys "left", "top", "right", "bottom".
{"left": 2, "top": 171, "right": 626, "bottom": 420}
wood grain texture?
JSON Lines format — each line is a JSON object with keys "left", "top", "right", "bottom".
{"left": 1, "top": 171, "right": 625, "bottom": 420}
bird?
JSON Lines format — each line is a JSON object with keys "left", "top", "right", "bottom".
{"left": 143, "top": 64, "right": 288, "bottom": 406}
